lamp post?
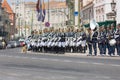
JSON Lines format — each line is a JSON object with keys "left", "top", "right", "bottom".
{"left": 111, "top": 0, "right": 116, "bottom": 21}
{"left": 89, "top": 9, "right": 91, "bottom": 23}
{"left": 66, "top": 0, "right": 74, "bottom": 26}
{"left": 31, "top": 11, "right": 33, "bottom": 34}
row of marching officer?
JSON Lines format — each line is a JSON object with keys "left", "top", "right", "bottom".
{"left": 65, "top": 28, "right": 87, "bottom": 53}
{"left": 87, "top": 24, "right": 120, "bottom": 56}
{"left": 29, "top": 27, "right": 87, "bottom": 54}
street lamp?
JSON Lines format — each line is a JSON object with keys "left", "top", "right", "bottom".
{"left": 66, "top": 0, "right": 74, "bottom": 26}
{"left": 111, "top": 0, "right": 116, "bottom": 20}
{"left": 111, "top": 0, "right": 116, "bottom": 12}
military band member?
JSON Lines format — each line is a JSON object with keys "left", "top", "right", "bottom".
{"left": 106, "top": 25, "right": 115, "bottom": 56}
{"left": 98, "top": 27, "right": 103, "bottom": 55}
{"left": 81, "top": 28, "right": 87, "bottom": 53}
{"left": 87, "top": 28, "right": 92, "bottom": 56}
{"left": 98, "top": 26, "right": 106, "bottom": 56}
{"left": 73, "top": 29, "right": 77, "bottom": 52}
{"left": 102, "top": 27, "right": 107, "bottom": 55}
{"left": 92, "top": 27, "right": 98, "bottom": 56}
{"left": 106, "top": 26, "right": 111, "bottom": 56}
{"left": 115, "top": 24, "right": 120, "bottom": 56}
{"left": 74, "top": 29, "right": 82, "bottom": 53}
{"left": 111, "top": 24, "right": 116, "bottom": 55}
{"left": 59, "top": 29, "right": 65, "bottom": 53}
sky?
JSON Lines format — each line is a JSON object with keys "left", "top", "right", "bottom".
{"left": 7, "top": 0, "right": 65, "bottom": 4}
{"left": 6, "top": 0, "right": 65, "bottom": 5}
{"left": 7, "top": 0, "right": 37, "bottom": 4}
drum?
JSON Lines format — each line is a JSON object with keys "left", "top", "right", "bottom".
{"left": 109, "top": 39, "right": 116, "bottom": 46}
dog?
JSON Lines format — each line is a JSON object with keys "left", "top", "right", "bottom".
{"left": 22, "top": 45, "right": 27, "bottom": 53}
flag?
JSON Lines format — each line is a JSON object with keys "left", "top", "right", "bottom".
{"left": 36, "top": 0, "right": 41, "bottom": 13}
{"left": 36, "top": 0, "right": 42, "bottom": 21}
{"left": 36, "top": 0, "right": 46, "bottom": 22}
{"left": 42, "top": 0, "right": 46, "bottom": 22}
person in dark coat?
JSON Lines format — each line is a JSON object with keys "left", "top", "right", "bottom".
{"left": 115, "top": 24, "right": 120, "bottom": 56}
{"left": 92, "top": 27, "right": 98, "bottom": 56}
{"left": 98, "top": 27, "right": 103, "bottom": 55}
{"left": 87, "top": 28, "right": 92, "bottom": 56}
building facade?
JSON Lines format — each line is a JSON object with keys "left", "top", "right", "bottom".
{"left": 2, "top": 0, "right": 16, "bottom": 40}
{"left": 11, "top": 0, "right": 68, "bottom": 37}
{"left": 45, "top": 0, "right": 68, "bottom": 29}
{"left": 94, "top": 0, "right": 115, "bottom": 22}
{"left": 116, "top": 0, "right": 120, "bottom": 24}
{"left": 11, "top": 0, "right": 25, "bottom": 37}
{"left": 81, "top": 1, "right": 94, "bottom": 25}
{"left": 0, "top": 0, "right": 16, "bottom": 40}
{"left": 79, "top": 0, "right": 117, "bottom": 27}
{"left": 24, "top": 2, "right": 40, "bottom": 37}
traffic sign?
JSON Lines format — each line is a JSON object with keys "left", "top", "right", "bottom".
{"left": 74, "top": 12, "right": 78, "bottom": 16}
{"left": 45, "top": 22, "right": 50, "bottom": 27}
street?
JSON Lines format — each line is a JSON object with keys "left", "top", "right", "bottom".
{"left": 0, "top": 48, "right": 120, "bottom": 80}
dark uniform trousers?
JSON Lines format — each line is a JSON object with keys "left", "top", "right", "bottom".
{"left": 98, "top": 32, "right": 102, "bottom": 55}
{"left": 82, "top": 32, "right": 87, "bottom": 53}
{"left": 92, "top": 31, "right": 98, "bottom": 56}
{"left": 107, "top": 30, "right": 115, "bottom": 56}
{"left": 101, "top": 31, "right": 107, "bottom": 55}
{"left": 87, "top": 35, "right": 92, "bottom": 55}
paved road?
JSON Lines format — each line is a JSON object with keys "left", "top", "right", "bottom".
{"left": 0, "top": 48, "right": 120, "bottom": 80}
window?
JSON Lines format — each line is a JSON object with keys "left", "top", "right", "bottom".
{"left": 101, "top": 8, "right": 104, "bottom": 13}
{"left": 102, "top": 15, "right": 104, "bottom": 21}
{"left": 96, "top": 16, "right": 99, "bottom": 22}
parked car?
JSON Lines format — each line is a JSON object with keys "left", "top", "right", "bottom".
{"left": 19, "top": 38, "right": 25, "bottom": 47}
{"left": 6, "top": 41, "right": 20, "bottom": 48}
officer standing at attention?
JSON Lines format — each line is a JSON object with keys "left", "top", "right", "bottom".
{"left": 111, "top": 24, "right": 116, "bottom": 55}
{"left": 98, "top": 27, "right": 103, "bottom": 55}
{"left": 59, "top": 29, "right": 65, "bottom": 54}
{"left": 102, "top": 26, "right": 107, "bottom": 55}
{"left": 106, "top": 26, "right": 111, "bottom": 56}
{"left": 81, "top": 28, "right": 87, "bottom": 53}
{"left": 115, "top": 24, "right": 120, "bottom": 56}
{"left": 92, "top": 27, "right": 98, "bottom": 56}
{"left": 87, "top": 28, "right": 92, "bottom": 56}
{"left": 106, "top": 25, "right": 115, "bottom": 56}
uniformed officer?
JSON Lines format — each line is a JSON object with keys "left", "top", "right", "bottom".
{"left": 115, "top": 24, "right": 120, "bottom": 56}
{"left": 67, "top": 28, "right": 75, "bottom": 53}
{"left": 65, "top": 28, "right": 70, "bottom": 52}
{"left": 87, "top": 28, "right": 92, "bottom": 56}
{"left": 74, "top": 29, "right": 82, "bottom": 53}
{"left": 98, "top": 27, "right": 103, "bottom": 55}
{"left": 106, "top": 25, "right": 115, "bottom": 56}
{"left": 106, "top": 26, "right": 111, "bottom": 56}
{"left": 98, "top": 26, "right": 106, "bottom": 56}
{"left": 92, "top": 27, "right": 98, "bottom": 56}
{"left": 110, "top": 24, "right": 116, "bottom": 55}
{"left": 81, "top": 28, "right": 87, "bottom": 53}
{"left": 73, "top": 28, "right": 77, "bottom": 53}
{"left": 102, "top": 26, "right": 107, "bottom": 55}
{"left": 59, "top": 29, "right": 65, "bottom": 54}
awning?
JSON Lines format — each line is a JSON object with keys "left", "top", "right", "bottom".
{"left": 84, "top": 20, "right": 116, "bottom": 28}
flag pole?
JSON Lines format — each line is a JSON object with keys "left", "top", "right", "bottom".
{"left": 48, "top": 0, "right": 50, "bottom": 22}
{"left": 31, "top": 11, "right": 33, "bottom": 34}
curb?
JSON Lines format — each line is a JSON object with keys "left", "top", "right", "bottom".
{"left": 27, "top": 51, "right": 120, "bottom": 60}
